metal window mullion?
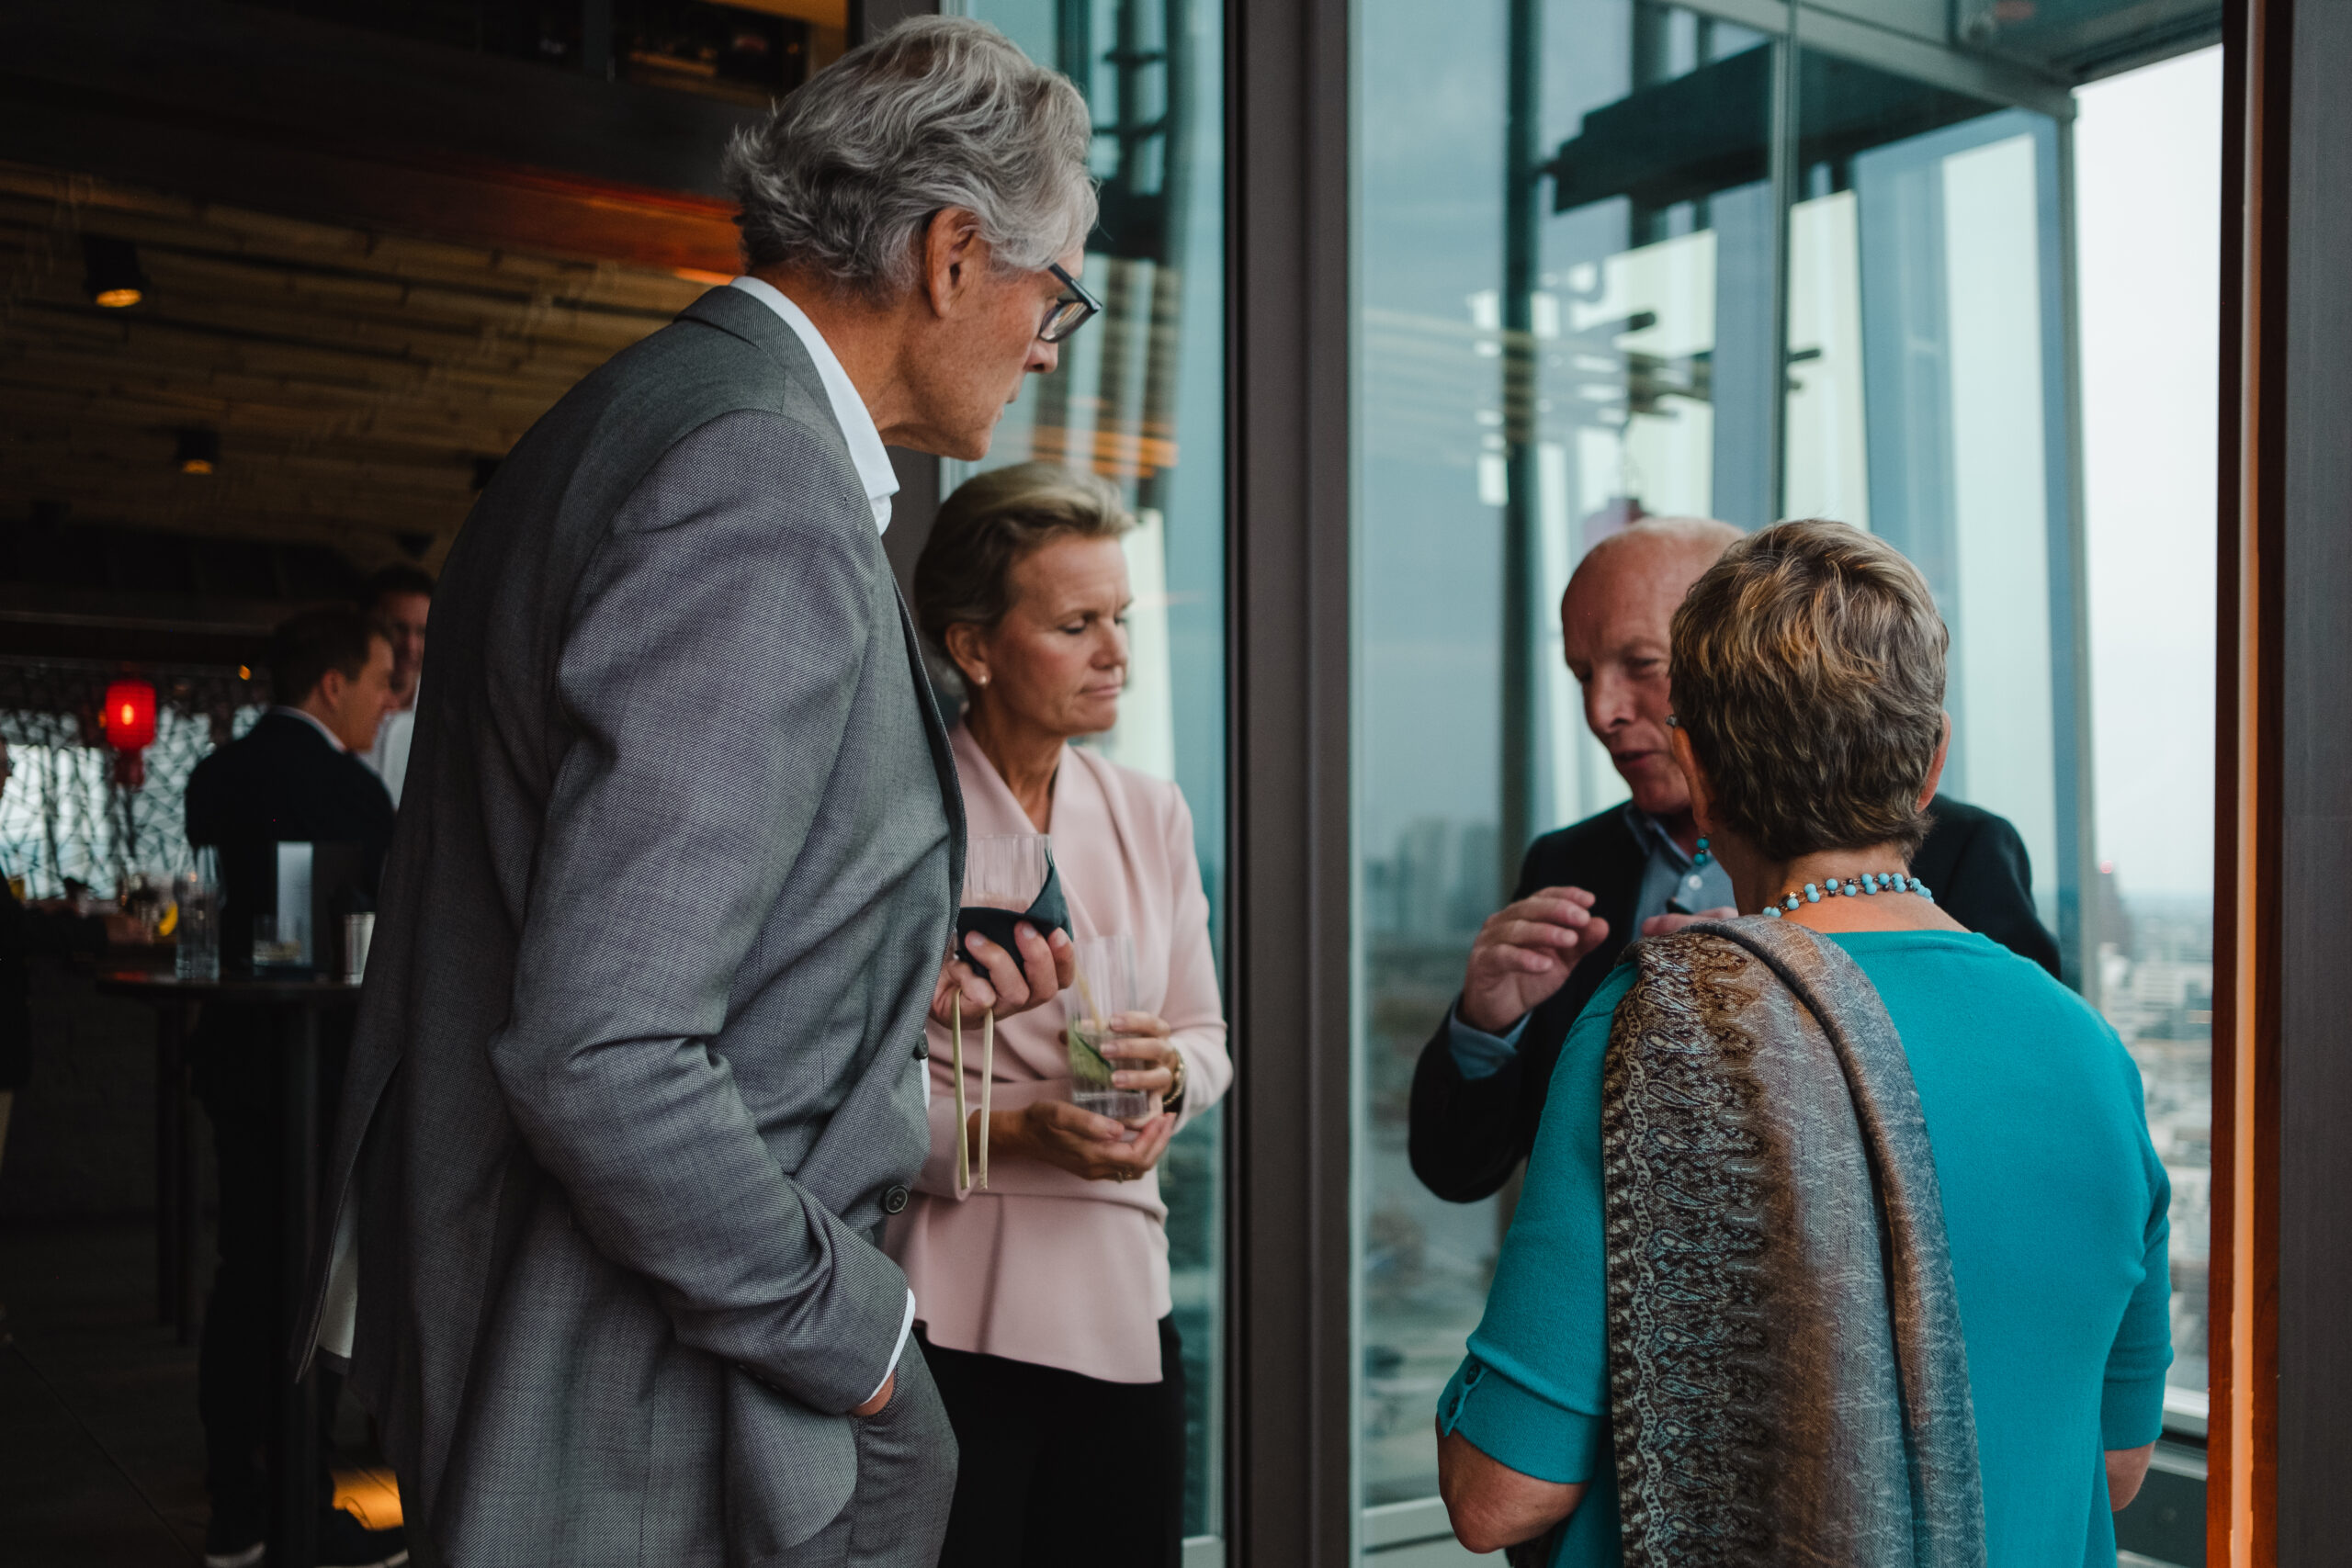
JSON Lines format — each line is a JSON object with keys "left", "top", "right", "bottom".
{"left": 2051, "top": 111, "right": 2099, "bottom": 993}
{"left": 1766, "top": 18, "right": 1798, "bottom": 521}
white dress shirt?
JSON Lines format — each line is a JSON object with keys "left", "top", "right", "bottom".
{"left": 728, "top": 276, "right": 899, "bottom": 534}
{"left": 363, "top": 700, "right": 416, "bottom": 807}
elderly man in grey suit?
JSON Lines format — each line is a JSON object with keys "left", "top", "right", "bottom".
{"left": 294, "top": 20, "right": 1097, "bottom": 1568}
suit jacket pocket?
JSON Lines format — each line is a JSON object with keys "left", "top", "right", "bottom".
{"left": 723, "top": 1363, "right": 859, "bottom": 1556}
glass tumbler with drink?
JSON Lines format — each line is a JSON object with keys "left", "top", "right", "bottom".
{"left": 1063, "top": 932, "right": 1159, "bottom": 1123}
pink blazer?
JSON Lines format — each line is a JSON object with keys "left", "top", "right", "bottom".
{"left": 883, "top": 721, "right": 1232, "bottom": 1383}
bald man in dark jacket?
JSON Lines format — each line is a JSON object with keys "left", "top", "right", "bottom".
{"left": 1408, "top": 518, "right": 2060, "bottom": 1204}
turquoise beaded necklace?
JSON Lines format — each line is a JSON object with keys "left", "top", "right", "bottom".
{"left": 1690, "top": 837, "right": 1935, "bottom": 919}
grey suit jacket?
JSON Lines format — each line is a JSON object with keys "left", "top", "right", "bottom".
{"left": 300, "top": 286, "right": 964, "bottom": 1565}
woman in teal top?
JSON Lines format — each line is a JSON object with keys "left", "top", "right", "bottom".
{"left": 1435, "top": 520, "right": 2172, "bottom": 1567}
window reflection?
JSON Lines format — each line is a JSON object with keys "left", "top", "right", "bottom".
{"left": 1355, "top": 0, "right": 2099, "bottom": 1531}
{"left": 1354, "top": 0, "right": 1770, "bottom": 1511}
{"left": 1784, "top": 62, "right": 2077, "bottom": 950}
{"left": 944, "top": 0, "right": 1227, "bottom": 1537}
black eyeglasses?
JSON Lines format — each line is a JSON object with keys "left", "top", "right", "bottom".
{"left": 1041, "top": 262, "right": 1101, "bottom": 344}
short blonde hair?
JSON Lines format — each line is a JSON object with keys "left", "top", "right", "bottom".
{"left": 912, "top": 461, "right": 1134, "bottom": 659}
{"left": 1670, "top": 519, "right": 1948, "bottom": 862}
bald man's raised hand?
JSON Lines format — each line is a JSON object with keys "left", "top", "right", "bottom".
{"left": 1457, "top": 887, "right": 1611, "bottom": 1035}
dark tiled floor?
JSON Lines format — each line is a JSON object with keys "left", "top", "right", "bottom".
{"left": 2, "top": 1219, "right": 208, "bottom": 1564}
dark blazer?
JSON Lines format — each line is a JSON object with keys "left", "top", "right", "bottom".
{"left": 1407, "top": 795, "right": 2061, "bottom": 1203}
{"left": 182, "top": 711, "right": 396, "bottom": 1103}
{"left": 185, "top": 710, "right": 397, "bottom": 876}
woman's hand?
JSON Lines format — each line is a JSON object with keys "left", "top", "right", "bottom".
{"left": 986, "top": 1101, "right": 1176, "bottom": 1182}
{"left": 1099, "top": 1012, "right": 1180, "bottom": 1102}
{"left": 930, "top": 922, "right": 1076, "bottom": 1029}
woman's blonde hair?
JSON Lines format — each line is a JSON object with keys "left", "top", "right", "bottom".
{"left": 912, "top": 461, "right": 1134, "bottom": 670}
{"left": 1670, "top": 519, "right": 1948, "bottom": 863}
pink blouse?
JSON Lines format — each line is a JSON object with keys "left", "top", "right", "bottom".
{"left": 883, "top": 721, "right": 1231, "bottom": 1383}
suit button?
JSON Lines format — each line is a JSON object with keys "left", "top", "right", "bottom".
{"left": 881, "top": 1184, "right": 910, "bottom": 1215}
{"left": 913, "top": 1037, "right": 929, "bottom": 1061}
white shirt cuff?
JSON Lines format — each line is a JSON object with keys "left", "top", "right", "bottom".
{"left": 868, "top": 1288, "right": 917, "bottom": 1404}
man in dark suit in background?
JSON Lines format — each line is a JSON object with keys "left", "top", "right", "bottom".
{"left": 1409, "top": 518, "right": 2063, "bottom": 1204}
{"left": 185, "top": 604, "right": 401, "bottom": 1568}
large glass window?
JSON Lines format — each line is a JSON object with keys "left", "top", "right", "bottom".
{"left": 944, "top": 0, "right": 1228, "bottom": 1543}
{"left": 2075, "top": 45, "right": 2222, "bottom": 1431}
{"left": 1353, "top": 1, "right": 2086, "bottom": 1551}
{"left": 1781, "top": 54, "right": 2082, "bottom": 957}
{"left": 1353, "top": 0, "right": 1774, "bottom": 1519}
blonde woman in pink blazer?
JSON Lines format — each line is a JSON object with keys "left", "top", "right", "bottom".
{"left": 888, "top": 462, "right": 1232, "bottom": 1568}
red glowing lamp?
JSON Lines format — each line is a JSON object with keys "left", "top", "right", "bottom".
{"left": 101, "top": 680, "right": 158, "bottom": 752}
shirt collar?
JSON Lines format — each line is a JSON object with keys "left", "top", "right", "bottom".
{"left": 269, "top": 705, "right": 346, "bottom": 754}
{"left": 1622, "top": 801, "right": 1696, "bottom": 868}
{"left": 728, "top": 276, "right": 899, "bottom": 533}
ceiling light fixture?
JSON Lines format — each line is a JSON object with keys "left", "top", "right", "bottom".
{"left": 175, "top": 428, "right": 220, "bottom": 476}
{"left": 83, "top": 235, "right": 149, "bottom": 309}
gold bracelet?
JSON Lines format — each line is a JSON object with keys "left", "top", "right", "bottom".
{"left": 1162, "top": 1048, "right": 1187, "bottom": 1112}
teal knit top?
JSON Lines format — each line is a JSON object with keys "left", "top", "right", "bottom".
{"left": 1438, "top": 930, "right": 2174, "bottom": 1568}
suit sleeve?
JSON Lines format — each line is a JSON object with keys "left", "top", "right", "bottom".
{"left": 1939, "top": 814, "right": 2063, "bottom": 978}
{"left": 485, "top": 411, "right": 910, "bottom": 1416}
{"left": 1409, "top": 1014, "right": 1528, "bottom": 1203}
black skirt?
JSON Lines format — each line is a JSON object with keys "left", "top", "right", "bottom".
{"left": 919, "top": 1314, "right": 1188, "bottom": 1568}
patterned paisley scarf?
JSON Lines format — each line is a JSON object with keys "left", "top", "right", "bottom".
{"left": 1599, "top": 917, "right": 1986, "bottom": 1568}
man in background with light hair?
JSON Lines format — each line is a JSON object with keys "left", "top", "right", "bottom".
{"left": 1410, "top": 515, "right": 2063, "bottom": 1205}
{"left": 300, "top": 21, "right": 1089, "bottom": 1566}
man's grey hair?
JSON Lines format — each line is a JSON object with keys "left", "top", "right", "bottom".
{"left": 722, "top": 17, "right": 1096, "bottom": 299}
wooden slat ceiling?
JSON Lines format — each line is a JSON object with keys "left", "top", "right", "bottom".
{"left": 0, "top": 161, "right": 713, "bottom": 570}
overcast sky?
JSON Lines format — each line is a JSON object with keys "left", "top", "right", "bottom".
{"left": 2075, "top": 47, "right": 2222, "bottom": 901}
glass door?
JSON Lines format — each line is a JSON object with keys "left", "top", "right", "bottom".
{"left": 1350, "top": 2, "right": 2083, "bottom": 1558}
{"left": 1352, "top": 0, "right": 1776, "bottom": 1549}
{"left": 942, "top": 0, "right": 1229, "bottom": 1551}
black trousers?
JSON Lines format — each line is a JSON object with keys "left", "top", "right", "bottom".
{"left": 920, "top": 1316, "right": 1186, "bottom": 1568}
{"left": 196, "top": 1011, "right": 342, "bottom": 1533}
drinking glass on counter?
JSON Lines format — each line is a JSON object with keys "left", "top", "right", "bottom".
{"left": 174, "top": 849, "right": 220, "bottom": 982}
{"left": 252, "top": 911, "right": 306, "bottom": 973}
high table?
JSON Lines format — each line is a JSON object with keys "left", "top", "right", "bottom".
{"left": 99, "top": 972, "right": 363, "bottom": 1568}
